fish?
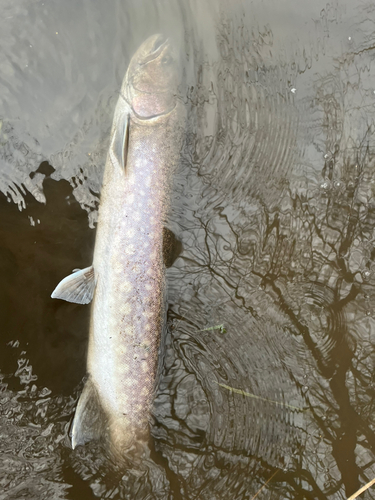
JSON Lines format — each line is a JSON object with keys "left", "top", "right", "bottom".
{"left": 51, "top": 34, "right": 186, "bottom": 458}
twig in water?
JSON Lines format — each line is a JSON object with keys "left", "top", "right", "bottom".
{"left": 251, "top": 470, "right": 279, "bottom": 500}
{"left": 218, "top": 383, "right": 306, "bottom": 412}
{"left": 348, "top": 477, "right": 375, "bottom": 500}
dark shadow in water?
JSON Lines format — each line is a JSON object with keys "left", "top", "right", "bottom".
{"left": 0, "top": 161, "right": 94, "bottom": 395}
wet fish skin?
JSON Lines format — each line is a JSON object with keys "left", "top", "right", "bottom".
{"left": 87, "top": 34, "right": 185, "bottom": 456}
{"left": 51, "top": 34, "right": 186, "bottom": 458}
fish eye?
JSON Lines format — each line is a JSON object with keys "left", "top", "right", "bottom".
{"left": 161, "top": 55, "right": 173, "bottom": 65}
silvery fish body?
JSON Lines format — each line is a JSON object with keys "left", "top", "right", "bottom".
{"left": 52, "top": 35, "right": 186, "bottom": 457}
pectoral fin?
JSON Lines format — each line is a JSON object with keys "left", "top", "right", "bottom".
{"left": 51, "top": 266, "right": 95, "bottom": 304}
{"left": 70, "top": 377, "right": 107, "bottom": 449}
{"left": 110, "top": 111, "right": 129, "bottom": 172}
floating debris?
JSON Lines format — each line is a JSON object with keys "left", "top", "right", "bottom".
{"left": 217, "top": 383, "right": 306, "bottom": 412}
{"left": 198, "top": 324, "right": 227, "bottom": 334}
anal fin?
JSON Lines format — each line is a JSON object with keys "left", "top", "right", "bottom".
{"left": 71, "top": 377, "right": 107, "bottom": 449}
{"left": 51, "top": 266, "right": 95, "bottom": 304}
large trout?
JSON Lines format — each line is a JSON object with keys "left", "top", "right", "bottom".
{"left": 52, "top": 35, "right": 186, "bottom": 457}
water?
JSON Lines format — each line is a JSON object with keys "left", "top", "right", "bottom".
{"left": 1, "top": 0, "right": 375, "bottom": 498}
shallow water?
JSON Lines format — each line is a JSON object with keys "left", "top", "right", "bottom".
{"left": 1, "top": 0, "right": 375, "bottom": 498}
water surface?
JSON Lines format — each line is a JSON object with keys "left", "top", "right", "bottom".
{"left": 1, "top": 0, "right": 375, "bottom": 498}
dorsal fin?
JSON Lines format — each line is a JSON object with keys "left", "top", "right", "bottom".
{"left": 110, "top": 112, "right": 129, "bottom": 172}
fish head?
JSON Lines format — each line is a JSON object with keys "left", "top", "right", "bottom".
{"left": 122, "top": 34, "right": 180, "bottom": 118}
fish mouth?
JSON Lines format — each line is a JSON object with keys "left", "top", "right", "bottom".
{"left": 141, "top": 34, "right": 170, "bottom": 65}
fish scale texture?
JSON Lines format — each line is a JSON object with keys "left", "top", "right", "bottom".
{"left": 78, "top": 36, "right": 186, "bottom": 457}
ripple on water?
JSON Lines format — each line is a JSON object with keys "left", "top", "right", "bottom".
{"left": 154, "top": 292, "right": 307, "bottom": 479}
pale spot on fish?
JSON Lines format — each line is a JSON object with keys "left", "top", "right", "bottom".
{"left": 141, "top": 361, "right": 148, "bottom": 372}
{"left": 116, "top": 346, "right": 126, "bottom": 355}
{"left": 122, "top": 304, "right": 131, "bottom": 316}
{"left": 145, "top": 284, "right": 152, "bottom": 291}
{"left": 118, "top": 395, "right": 128, "bottom": 407}
{"left": 143, "top": 311, "right": 153, "bottom": 318}
{"left": 145, "top": 323, "right": 151, "bottom": 331}
{"left": 127, "top": 193, "right": 134, "bottom": 204}
{"left": 141, "top": 387, "right": 149, "bottom": 396}
{"left": 126, "top": 228, "right": 135, "bottom": 238}
{"left": 150, "top": 216, "right": 156, "bottom": 225}
{"left": 121, "top": 281, "right": 132, "bottom": 293}
{"left": 133, "top": 212, "right": 141, "bottom": 222}
{"left": 145, "top": 176, "right": 151, "bottom": 187}
{"left": 118, "top": 364, "right": 129, "bottom": 375}
{"left": 125, "top": 244, "right": 135, "bottom": 255}
{"left": 124, "top": 325, "right": 134, "bottom": 336}
{"left": 113, "top": 260, "right": 124, "bottom": 274}
{"left": 132, "top": 264, "right": 141, "bottom": 274}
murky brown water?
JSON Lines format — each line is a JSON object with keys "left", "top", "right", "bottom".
{"left": 1, "top": 0, "right": 375, "bottom": 498}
